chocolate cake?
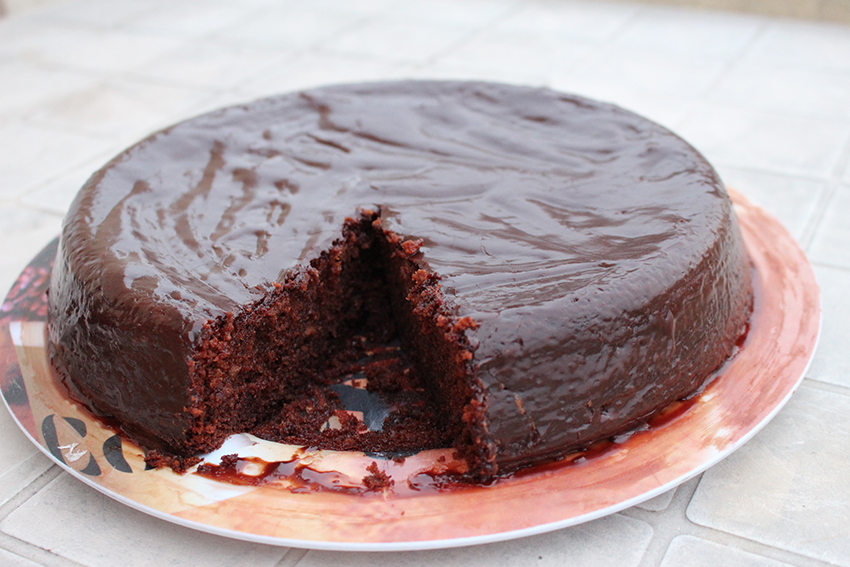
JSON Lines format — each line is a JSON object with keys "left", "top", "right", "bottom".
{"left": 47, "top": 81, "right": 752, "bottom": 478}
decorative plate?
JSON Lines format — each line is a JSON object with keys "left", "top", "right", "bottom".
{"left": 0, "top": 192, "right": 820, "bottom": 551}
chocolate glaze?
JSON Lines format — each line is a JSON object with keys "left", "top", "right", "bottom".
{"left": 48, "top": 81, "right": 751, "bottom": 473}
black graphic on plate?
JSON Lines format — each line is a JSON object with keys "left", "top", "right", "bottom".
{"left": 41, "top": 414, "right": 64, "bottom": 464}
{"left": 103, "top": 434, "right": 132, "bottom": 473}
{"left": 1, "top": 364, "right": 28, "bottom": 407}
{"left": 40, "top": 414, "right": 117, "bottom": 476}
{"left": 63, "top": 416, "right": 87, "bottom": 437}
{"left": 79, "top": 453, "right": 102, "bottom": 476}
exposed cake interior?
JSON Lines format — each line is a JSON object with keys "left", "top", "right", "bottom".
{"left": 161, "top": 209, "right": 487, "bottom": 471}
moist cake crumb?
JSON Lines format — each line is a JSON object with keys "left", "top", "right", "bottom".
{"left": 362, "top": 461, "right": 394, "bottom": 492}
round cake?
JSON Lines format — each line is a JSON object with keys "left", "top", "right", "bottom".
{"left": 47, "top": 81, "right": 752, "bottom": 478}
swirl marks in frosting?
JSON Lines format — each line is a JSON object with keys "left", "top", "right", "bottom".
{"left": 64, "top": 81, "right": 730, "bottom": 340}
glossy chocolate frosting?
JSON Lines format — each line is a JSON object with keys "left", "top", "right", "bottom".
{"left": 48, "top": 81, "right": 751, "bottom": 471}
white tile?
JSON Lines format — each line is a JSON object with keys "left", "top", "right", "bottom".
{"left": 130, "top": 41, "right": 292, "bottom": 91}
{"left": 0, "top": 474, "right": 287, "bottom": 567}
{"left": 717, "top": 168, "right": 826, "bottom": 241}
{"left": 0, "top": 451, "right": 54, "bottom": 510}
{"left": 0, "top": 0, "right": 63, "bottom": 18}
{"left": 660, "top": 536, "right": 795, "bottom": 567}
{"left": 238, "top": 0, "right": 394, "bottom": 21}
{"left": 635, "top": 487, "right": 676, "bottom": 512}
{"left": 33, "top": 0, "right": 163, "bottom": 30}
{"left": 0, "top": 23, "right": 187, "bottom": 75}
{"left": 687, "top": 384, "right": 850, "bottom": 566}
{"left": 614, "top": 6, "right": 764, "bottom": 60}
{"left": 125, "top": 0, "right": 265, "bottom": 39}
{"left": 434, "top": 29, "right": 592, "bottom": 83}
{"left": 237, "top": 52, "right": 412, "bottom": 100}
{"left": 806, "top": 265, "right": 850, "bottom": 388}
{"left": 616, "top": 97, "right": 697, "bottom": 133}
{"left": 493, "top": 0, "right": 640, "bottom": 42}
{"left": 0, "top": 406, "right": 54, "bottom": 507}
{"left": 0, "top": 122, "right": 116, "bottom": 200}
{"left": 25, "top": 79, "right": 210, "bottom": 138}
{"left": 808, "top": 186, "right": 850, "bottom": 270}
{"left": 0, "top": 548, "right": 45, "bottom": 567}
{"left": 707, "top": 63, "right": 850, "bottom": 121}
{"left": 17, "top": 157, "right": 103, "bottom": 216}
{"left": 677, "top": 103, "right": 850, "bottom": 178}
{"left": 300, "top": 514, "right": 653, "bottom": 567}
{"left": 0, "top": 61, "right": 99, "bottom": 121}
{"left": 0, "top": 16, "right": 59, "bottom": 63}
{"left": 213, "top": 6, "right": 362, "bottom": 52}
{"left": 741, "top": 19, "right": 850, "bottom": 72}
{"left": 186, "top": 90, "right": 269, "bottom": 118}
{"left": 297, "top": 0, "right": 395, "bottom": 16}
{"left": 566, "top": 47, "right": 729, "bottom": 101}
{"left": 321, "top": 15, "right": 478, "bottom": 65}
{"left": 410, "top": 60, "right": 549, "bottom": 91}
{"left": 547, "top": 78, "right": 695, "bottom": 133}
{"left": 0, "top": 204, "right": 63, "bottom": 298}
{"left": 377, "top": 0, "right": 518, "bottom": 26}
{"left": 545, "top": 45, "right": 725, "bottom": 130}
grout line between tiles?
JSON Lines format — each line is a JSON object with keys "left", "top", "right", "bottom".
{"left": 276, "top": 547, "right": 309, "bottom": 567}
{"left": 800, "top": 377, "right": 850, "bottom": 396}
{"left": 798, "top": 182, "right": 838, "bottom": 252}
{"left": 719, "top": 163, "right": 833, "bottom": 184}
{"left": 14, "top": 11, "right": 133, "bottom": 34}
{"left": 114, "top": 5, "right": 272, "bottom": 43}
{"left": 407, "top": 0, "right": 526, "bottom": 70}
{"left": 624, "top": 476, "right": 702, "bottom": 567}
{"left": 796, "top": 107, "right": 850, "bottom": 251}
{"left": 0, "top": 466, "right": 63, "bottom": 524}
{"left": 670, "top": 18, "right": 770, "bottom": 130}
{"left": 830, "top": 128, "right": 850, "bottom": 182}
{"left": 0, "top": 532, "right": 89, "bottom": 567}
{"left": 12, "top": 202, "right": 69, "bottom": 220}
{"left": 712, "top": 158, "right": 841, "bottom": 187}
{"left": 622, "top": 474, "right": 839, "bottom": 567}
{"left": 696, "top": 18, "right": 768, "bottom": 92}
{"left": 606, "top": 1, "right": 653, "bottom": 42}
{"left": 810, "top": 259, "right": 850, "bottom": 273}
{"left": 275, "top": 12, "right": 379, "bottom": 61}
{"left": 0, "top": 467, "right": 84, "bottom": 566}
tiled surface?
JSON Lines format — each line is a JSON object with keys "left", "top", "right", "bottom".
{"left": 635, "top": 489, "right": 677, "bottom": 513}
{"left": 0, "top": 549, "right": 45, "bottom": 567}
{"left": 0, "top": 406, "right": 52, "bottom": 508}
{"left": 740, "top": 20, "right": 850, "bottom": 71}
{"left": 0, "top": 475, "right": 288, "bottom": 567}
{"left": 0, "top": 1, "right": 848, "bottom": 566}
{"left": 797, "top": 265, "right": 850, "bottom": 388}
{"left": 718, "top": 168, "right": 826, "bottom": 241}
{"left": 677, "top": 102, "right": 850, "bottom": 177}
{"left": 808, "top": 186, "right": 850, "bottom": 270}
{"left": 0, "top": 121, "right": 116, "bottom": 199}
{"left": 299, "top": 515, "right": 653, "bottom": 567}
{"left": 659, "top": 536, "right": 797, "bottom": 567}
{"left": 688, "top": 385, "right": 850, "bottom": 565}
